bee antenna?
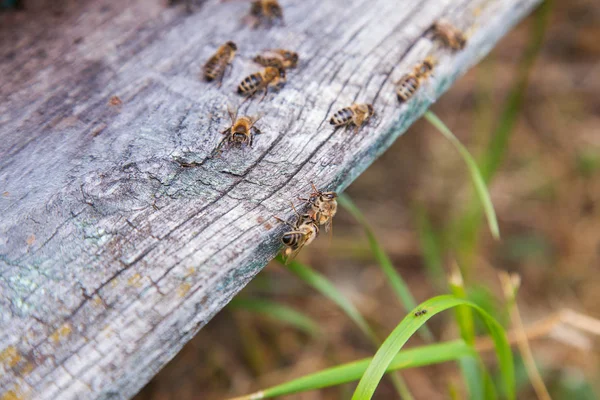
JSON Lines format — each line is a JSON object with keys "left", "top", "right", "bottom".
{"left": 310, "top": 182, "right": 319, "bottom": 194}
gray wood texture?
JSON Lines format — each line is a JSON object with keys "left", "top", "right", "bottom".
{"left": 0, "top": 0, "right": 541, "bottom": 398}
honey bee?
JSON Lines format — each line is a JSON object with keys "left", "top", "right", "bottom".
{"left": 216, "top": 106, "right": 262, "bottom": 152}
{"left": 274, "top": 203, "right": 320, "bottom": 263}
{"left": 430, "top": 21, "right": 467, "bottom": 51}
{"left": 248, "top": 0, "right": 284, "bottom": 27}
{"left": 298, "top": 183, "right": 338, "bottom": 233}
{"left": 237, "top": 66, "right": 286, "bottom": 100}
{"left": 253, "top": 49, "right": 299, "bottom": 70}
{"left": 395, "top": 57, "right": 436, "bottom": 103}
{"left": 203, "top": 41, "right": 238, "bottom": 86}
{"left": 414, "top": 309, "right": 428, "bottom": 317}
{"left": 330, "top": 103, "right": 375, "bottom": 134}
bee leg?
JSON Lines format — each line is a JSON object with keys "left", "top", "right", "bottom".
{"left": 354, "top": 124, "right": 360, "bottom": 135}
{"left": 273, "top": 215, "right": 296, "bottom": 229}
{"left": 240, "top": 95, "right": 251, "bottom": 106}
{"left": 252, "top": 126, "right": 262, "bottom": 135}
{"left": 221, "top": 63, "right": 234, "bottom": 88}
{"left": 259, "top": 87, "right": 269, "bottom": 102}
{"left": 212, "top": 136, "right": 228, "bottom": 158}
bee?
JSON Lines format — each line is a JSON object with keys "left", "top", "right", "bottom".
{"left": 248, "top": 0, "right": 284, "bottom": 27}
{"left": 216, "top": 106, "right": 262, "bottom": 152}
{"left": 203, "top": 41, "right": 238, "bottom": 86}
{"left": 253, "top": 49, "right": 299, "bottom": 70}
{"left": 430, "top": 21, "right": 467, "bottom": 51}
{"left": 395, "top": 57, "right": 436, "bottom": 103}
{"left": 414, "top": 309, "right": 427, "bottom": 317}
{"left": 237, "top": 66, "right": 286, "bottom": 100}
{"left": 298, "top": 183, "right": 338, "bottom": 233}
{"left": 330, "top": 103, "right": 375, "bottom": 134}
{"left": 274, "top": 203, "right": 320, "bottom": 263}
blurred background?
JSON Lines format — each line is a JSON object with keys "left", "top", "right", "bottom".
{"left": 133, "top": 0, "right": 600, "bottom": 398}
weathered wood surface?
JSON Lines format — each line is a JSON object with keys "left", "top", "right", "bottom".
{"left": 0, "top": 0, "right": 540, "bottom": 398}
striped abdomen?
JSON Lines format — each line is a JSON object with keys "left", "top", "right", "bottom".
{"left": 330, "top": 108, "right": 354, "bottom": 127}
{"left": 282, "top": 231, "right": 306, "bottom": 248}
{"left": 237, "top": 73, "right": 264, "bottom": 95}
{"left": 203, "top": 55, "right": 228, "bottom": 81}
{"left": 396, "top": 74, "right": 420, "bottom": 103}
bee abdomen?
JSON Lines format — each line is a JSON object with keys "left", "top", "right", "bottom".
{"left": 238, "top": 73, "right": 263, "bottom": 95}
{"left": 203, "top": 57, "right": 225, "bottom": 81}
{"left": 330, "top": 108, "right": 354, "bottom": 126}
{"left": 396, "top": 75, "right": 420, "bottom": 103}
{"left": 282, "top": 232, "right": 303, "bottom": 247}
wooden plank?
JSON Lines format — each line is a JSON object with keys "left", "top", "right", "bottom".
{"left": 0, "top": 0, "right": 541, "bottom": 398}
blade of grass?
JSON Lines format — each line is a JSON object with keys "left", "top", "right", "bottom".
{"left": 229, "top": 340, "right": 475, "bottom": 400}
{"left": 450, "top": 267, "right": 487, "bottom": 400}
{"left": 499, "top": 272, "right": 551, "bottom": 400}
{"left": 352, "top": 295, "right": 514, "bottom": 400}
{"left": 338, "top": 194, "right": 434, "bottom": 342}
{"left": 229, "top": 298, "right": 321, "bottom": 337}
{"left": 424, "top": 111, "right": 500, "bottom": 240}
{"left": 279, "top": 256, "right": 414, "bottom": 399}
{"left": 281, "top": 256, "right": 378, "bottom": 343}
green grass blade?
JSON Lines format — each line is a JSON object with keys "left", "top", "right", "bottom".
{"left": 352, "top": 295, "right": 514, "bottom": 400}
{"left": 230, "top": 340, "right": 475, "bottom": 400}
{"left": 449, "top": 270, "right": 488, "bottom": 399}
{"left": 281, "top": 256, "right": 378, "bottom": 343}
{"left": 280, "top": 257, "right": 414, "bottom": 399}
{"left": 338, "top": 194, "right": 434, "bottom": 342}
{"left": 424, "top": 111, "right": 500, "bottom": 240}
{"left": 228, "top": 298, "right": 321, "bottom": 337}
{"left": 459, "top": 357, "right": 485, "bottom": 400}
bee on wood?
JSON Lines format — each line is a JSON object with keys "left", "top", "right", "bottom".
{"left": 203, "top": 41, "right": 238, "bottom": 86}
{"left": 274, "top": 203, "right": 320, "bottom": 264}
{"left": 395, "top": 57, "right": 436, "bottom": 103}
{"left": 248, "top": 0, "right": 284, "bottom": 27}
{"left": 430, "top": 21, "right": 467, "bottom": 51}
{"left": 414, "top": 309, "right": 427, "bottom": 317}
{"left": 298, "top": 183, "right": 338, "bottom": 233}
{"left": 330, "top": 103, "right": 375, "bottom": 134}
{"left": 237, "top": 66, "right": 286, "bottom": 100}
{"left": 216, "top": 106, "right": 262, "bottom": 153}
{"left": 253, "top": 49, "right": 299, "bottom": 70}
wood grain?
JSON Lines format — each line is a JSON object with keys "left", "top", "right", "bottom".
{"left": 0, "top": 0, "right": 541, "bottom": 398}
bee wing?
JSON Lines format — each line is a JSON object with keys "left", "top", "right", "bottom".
{"left": 226, "top": 104, "right": 238, "bottom": 123}
{"left": 325, "top": 217, "right": 333, "bottom": 245}
{"left": 261, "top": 50, "right": 280, "bottom": 59}
{"left": 283, "top": 242, "right": 305, "bottom": 265}
{"left": 252, "top": 112, "right": 265, "bottom": 125}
